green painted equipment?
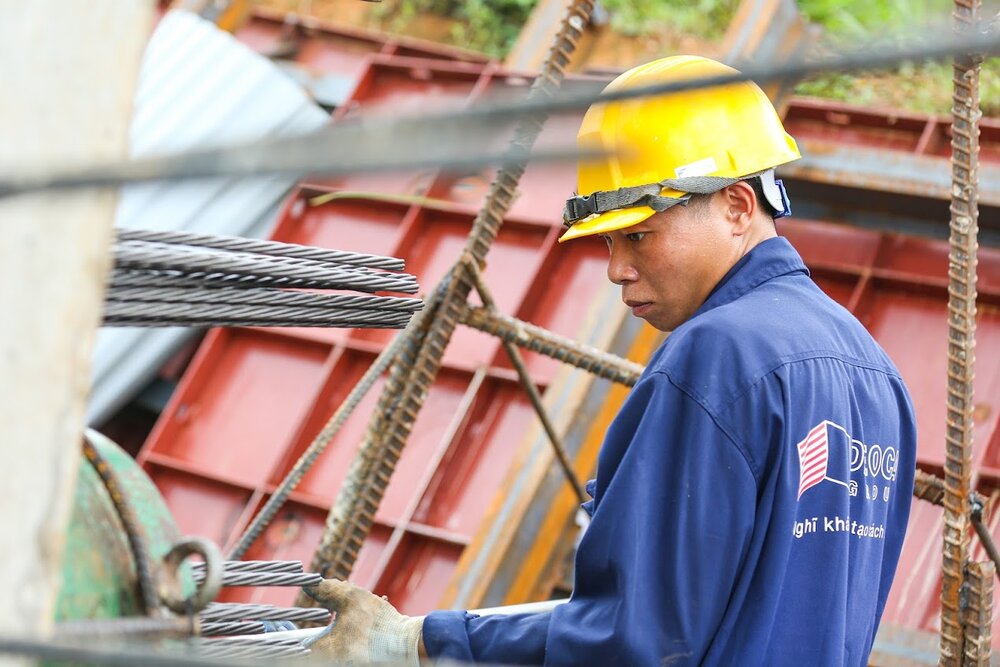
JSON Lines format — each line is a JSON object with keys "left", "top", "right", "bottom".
{"left": 54, "top": 430, "right": 193, "bottom": 621}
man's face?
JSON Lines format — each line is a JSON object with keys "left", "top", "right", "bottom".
{"left": 600, "top": 195, "right": 739, "bottom": 332}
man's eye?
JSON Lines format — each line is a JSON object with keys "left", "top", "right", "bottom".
{"left": 626, "top": 231, "right": 646, "bottom": 242}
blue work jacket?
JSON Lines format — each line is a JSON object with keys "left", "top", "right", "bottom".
{"left": 423, "top": 236, "right": 916, "bottom": 666}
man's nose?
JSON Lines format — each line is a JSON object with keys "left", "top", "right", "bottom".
{"left": 607, "top": 247, "right": 638, "bottom": 285}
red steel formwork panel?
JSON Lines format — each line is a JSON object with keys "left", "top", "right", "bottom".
{"left": 138, "top": 47, "right": 1000, "bottom": 644}
{"left": 783, "top": 98, "right": 1000, "bottom": 163}
{"left": 233, "top": 7, "right": 487, "bottom": 87}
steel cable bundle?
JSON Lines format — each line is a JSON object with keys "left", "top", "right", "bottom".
{"left": 103, "top": 229, "right": 421, "bottom": 329}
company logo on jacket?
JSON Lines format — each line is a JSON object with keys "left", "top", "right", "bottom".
{"left": 796, "top": 420, "right": 899, "bottom": 502}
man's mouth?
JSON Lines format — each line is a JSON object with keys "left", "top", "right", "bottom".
{"left": 625, "top": 300, "right": 652, "bottom": 317}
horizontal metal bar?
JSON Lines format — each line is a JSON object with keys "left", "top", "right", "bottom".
{"left": 54, "top": 617, "right": 196, "bottom": 639}
{"left": 5, "top": 26, "right": 1000, "bottom": 199}
{"left": 460, "top": 304, "right": 644, "bottom": 386}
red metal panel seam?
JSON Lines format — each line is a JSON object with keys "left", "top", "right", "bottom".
{"left": 221, "top": 343, "right": 349, "bottom": 553}
{"left": 138, "top": 327, "right": 231, "bottom": 468}
{"left": 366, "top": 366, "right": 489, "bottom": 591}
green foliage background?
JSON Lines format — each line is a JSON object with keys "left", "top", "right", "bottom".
{"left": 383, "top": 0, "right": 997, "bottom": 115}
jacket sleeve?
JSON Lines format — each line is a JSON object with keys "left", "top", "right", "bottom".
{"left": 422, "top": 610, "right": 552, "bottom": 665}
{"left": 423, "top": 371, "right": 758, "bottom": 666}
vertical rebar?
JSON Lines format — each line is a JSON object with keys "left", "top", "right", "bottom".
{"left": 941, "top": 0, "right": 982, "bottom": 663}
{"left": 302, "top": 0, "right": 597, "bottom": 591}
{"left": 962, "top": 561, "right": 993, "bottom": 666}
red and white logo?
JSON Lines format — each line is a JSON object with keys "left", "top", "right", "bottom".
{"left": 797, "top": 421, "right": 830, "bottom": 498}
{"left": 796, "top": 420, "right": 900, "bottom": 501}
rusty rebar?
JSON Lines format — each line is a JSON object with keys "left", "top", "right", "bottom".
{"left": 913, "top": 469, "right": 987, "bottom": 509}
{"left": 940, "top": 0, "right": 982, "bottom": 662}
{"left": 914, "top": 469, "right": 949, "bottom": 506}
{"left": 962, "top": 560, "right": 994, "bottom": 665}
{"left": 460, "top": 304, "right": 644, "bottom": 387}
{"left": 303, "top": 0, "right": 597, "bottom": 590}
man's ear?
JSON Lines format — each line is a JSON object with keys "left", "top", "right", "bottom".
{"left": 722, "top": 181, "right": 756, "bottom": 236}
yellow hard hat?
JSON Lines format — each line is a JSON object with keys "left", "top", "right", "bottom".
{"left": 560, "top": 55, "right": 801, "bottom": 242}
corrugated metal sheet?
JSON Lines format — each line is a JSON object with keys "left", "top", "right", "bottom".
{"left": 88, "top": 9, "right": 328, "bottom": 425}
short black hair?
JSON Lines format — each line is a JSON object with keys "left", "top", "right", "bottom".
{"left": 747, "top": 176, "right": 779, "bottom": 218}
{"left": 684, "top": 177, "right": 778, "bottom": 218}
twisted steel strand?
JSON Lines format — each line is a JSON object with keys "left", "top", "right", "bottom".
{"left": 113, "top": 244, "right": 418, "bottom": 294}
{"left": 103, "top": 316, "right": 410, "bottom": 329}
{"left": 200, "top": 603, "right": 331, "bottom": 624}
{"left": 117, "top": 228, "right": 405, "bottom": 270}
{"left": 192, "top": 560, "right": 304, "bottom": 574}
{"left": 199, "top": 621, "right": 266, "bottom": 637}
{"left": 103, "top": 301, "right": 414, "bottom": 327}
{"left": 109, "top": 269, "right": 386, "bottom": 292}
{"left": 194, "top": 571, "right": 322, "bottom": 587}
{"left": 105, "top": 286, "right": 422, "bottom": 312}
{"left": 117, "top": 240, "right": 394, "bottom": 279}
{"left": 192, "top": 635, "right": 305, "bottom": 647}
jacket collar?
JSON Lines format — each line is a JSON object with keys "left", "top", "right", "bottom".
{"left": 691, "top": 236, "right": 809, "bottom": 320}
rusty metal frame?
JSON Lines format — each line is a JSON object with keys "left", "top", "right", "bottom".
{"left": 460, "top": 304, "right": 644, "bottom": 387}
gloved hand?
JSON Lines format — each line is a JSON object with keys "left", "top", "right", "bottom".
{"left": 304, "top": 578, "right": 423, "bottom": 666}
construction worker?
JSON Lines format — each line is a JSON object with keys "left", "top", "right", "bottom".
{"left": 306, "top": 56, "right": 917, "bottom": 665}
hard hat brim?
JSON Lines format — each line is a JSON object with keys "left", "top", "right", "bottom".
{"left": 558, "top": 205, "right": 657, "bottom": 243}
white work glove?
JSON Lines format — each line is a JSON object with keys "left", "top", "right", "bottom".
{"left": 304, "top": 578, "right": 423, "bottom": 666}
